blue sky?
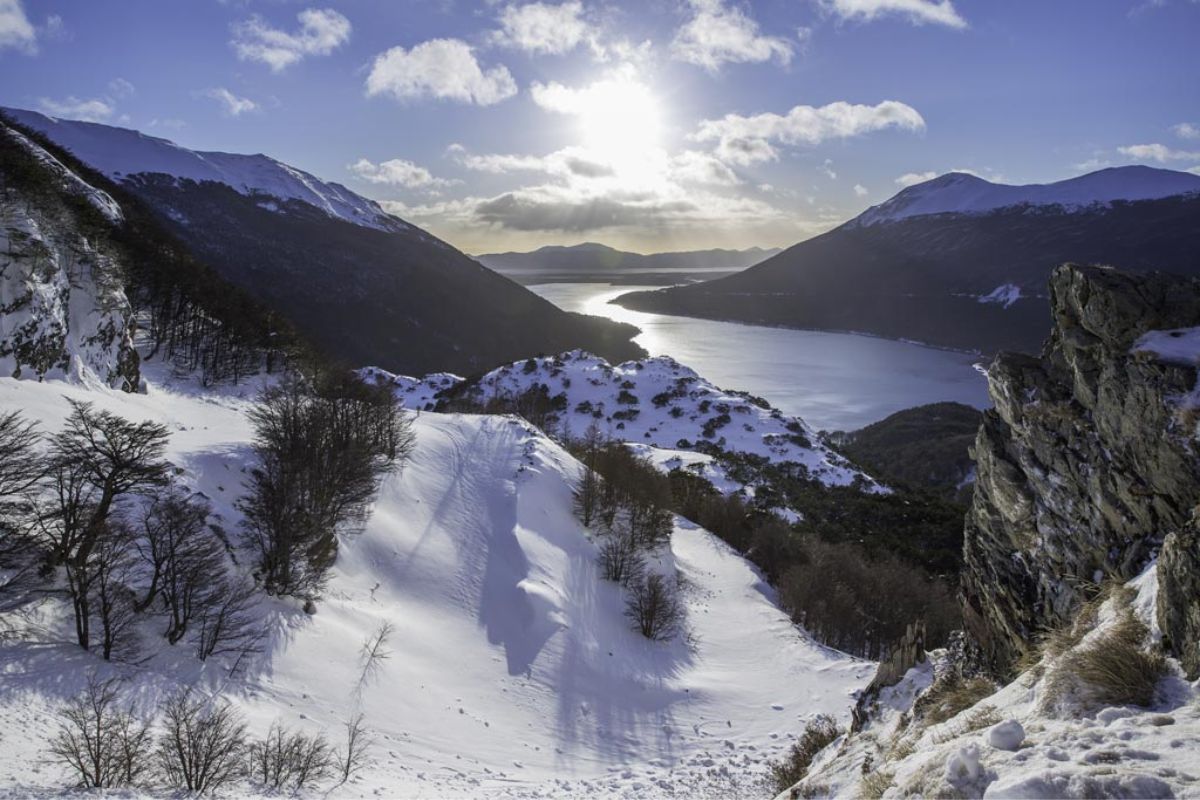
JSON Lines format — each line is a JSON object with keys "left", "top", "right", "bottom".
{"left": 1, "top": 0, "right": 1198, "bottom": 253}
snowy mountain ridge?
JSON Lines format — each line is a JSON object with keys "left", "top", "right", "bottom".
{"left": 2, "top": 107, "right": 404, "bottom": 232}
{"left": 362, "top": 349, "right": 882, "bottom": 494}
{"left": 854, "top": 166, "right": 1200, "bottom": 227}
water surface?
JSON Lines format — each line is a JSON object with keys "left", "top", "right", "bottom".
{"left": 530, "top": 282, "right": 991, "bottom": 432}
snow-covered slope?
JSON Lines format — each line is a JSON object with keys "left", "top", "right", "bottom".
{"left": 362, "top": 350, "right": 881, "bottom": 492}
{"left": 789, "top": 565, "right": 1200, "bottom": 800}
{"left": 0, "top": 367, "right": 872, "bottom": 798}
{"left": 855, "top": 166, "right": 1200, "bottom": 226}
{"left": 0, "top": 123, "right": 138, "bottom": 389}
{"left": 3, "top": 107, "right": 404, "bottom": 232}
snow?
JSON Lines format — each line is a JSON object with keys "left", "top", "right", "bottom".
{"left": 0, "top": 364, "right": 874, "bottom": 797}
{"left": 855, "top": 166, "right": 1200, "bottom": 226}
{"left": 986, "top": 719, "right": 1025, "bottom": 751}
{"left": 363, "top": 350, "right": 884, "bottom": 495}
{"left": 1133, "top": 326, "right": 1200, "bottom": 367}
{"left": 2, "top": 107, "right": 406, "bottom": 233}
{"left": 3, "top": 124, "right": 123, "bottom": 224}
{"left": 978, "top": 283, "right": 1022, "bottom": 309}
{"left": 788, "top": 562, "right": 1200, "bottom": 800}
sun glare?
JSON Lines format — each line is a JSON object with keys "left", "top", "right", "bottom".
{"left": 575, "top": 71, "right": 664, "bottom": 174}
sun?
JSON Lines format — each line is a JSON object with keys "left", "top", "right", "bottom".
{"left": 574, "top": 69, "right": 665, "bottom": 174}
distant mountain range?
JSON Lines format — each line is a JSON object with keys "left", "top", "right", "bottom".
{"left": 3, "top": 108, "right": 642, "bottom": 374}
{"left": 476, "top": 243, "right": 781, "bottom": 284}
{"left": 615, "top": 167, "right": 1200, "bottom": 353}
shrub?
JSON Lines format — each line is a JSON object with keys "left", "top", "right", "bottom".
{"left": 47, "top": 675, "right": 153, "bottom": 788}
{"left": 598, "top": 528, "right": 645, "bottom": 586}
{"left": 766, "top": 714, "right": 840, "bottom": 795}
{"left": 247, "top": 722, "right": 333, "bottom": 793}
{"left": 156, "top": 690, "right": 247, "bottom": 793}
{"left": 625, "top": 573, "right": 683, "bottom": 641}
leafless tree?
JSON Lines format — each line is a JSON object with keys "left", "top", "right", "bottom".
{"left": 195, "top": 576, "right": 260, "bottom": 664}
{"left": 0, "top": 410, "right": 42, "bottom": 610}
{"left": 156, "top": 689, "right": 246, "bottom": 793}
{"left": 625, "top": 573, "right": 684, "bottom": 641}
{"left": 598, "top": 526, "right": 645, "bottom": 586}
{"left": 247, "top": 721, "right": 333, "bottom": 793}
{"left": 47, "top": 674, "right": 153, "bottom": 788}
{"left": 337, "top": 713, "right": 373, "bottom": 785}
{"left": 356, "top": 621, "right": 393, "bottom": 693}
{"left": 87, "top": 521, "right": 141, "bottom": 661}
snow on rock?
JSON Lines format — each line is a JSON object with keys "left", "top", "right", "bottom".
{"left": 788, "top": 566, "right": 1200, "bottom": 800}
{"left": 978, "top": 283, "right": 1022, "bottom": 309}
{"left": 0, "top": 366, "right": 874, "bottom": 798}
{"left": 364, "top": 350, "right": 883, "bottom": 494}
{"left": 1133, "top": 326, "right": 1200, "bottom": 367}
{"left": 855, "top": 166, "right": 1200, "bottom": 227}
{"left": 3, "top": 107, "right": 406, "bottom": 233}
{"left": 985, "top": 719, "right": 1025, "bottom": 751}
{"left": 0, "top": 125, "right": 138, "bottom": 389}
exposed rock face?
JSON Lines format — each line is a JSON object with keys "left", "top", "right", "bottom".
{"left": 1158, "top": 526, "right": 1200, "bottom": 678}
{"left": 962, "top": 263, "right": 1200, "bottom": 675}
{"left": 0, "top": 125, "right": 139, "bottom": 390}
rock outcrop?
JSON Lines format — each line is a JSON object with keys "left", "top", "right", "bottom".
{"left": 962, "top": 263, "right": 1200, "bottom": 676}
{"left": 0, "top": 124, "right": 139, "bottom": 390}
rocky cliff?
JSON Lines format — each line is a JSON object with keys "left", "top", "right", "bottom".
{"left": 963, "top": 262, "right": 1200, "bottom": 676}
{"left": 0, "top": 124, "right": 139, "bottom": 390}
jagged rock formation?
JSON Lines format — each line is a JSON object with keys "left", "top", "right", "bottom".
{"left": 0, "top": 125, "right": 139, "bottom": 390}
{"left": 962, "top": 263, "right": 1200, "bottom": 675}
{"left": 1158, "top": 525, "right": 1200, "bottom": 678}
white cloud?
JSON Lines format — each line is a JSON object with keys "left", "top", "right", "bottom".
{"left": 348, "top": 157, "right": 455, "bottom": 189}
{"left": 895, "top": 170, "right": 938, "bottom": 187}
{"left": 1189, "top": 166, "right": 1200, "bottom": 176}
{"left": 822, "top": 0, "right": 967, "bottom": 28}
{"left": 854, "top": 183, "right": 869, "bottom": 196}
{"left": 670, "top": 150, "right": 741, "bottom": 186}
{"left": 0, "top": 0, "right": 36, "bottom": 52}
{"left": 204, "top": 87, "right": 259, "bottom": 117}
{"left": 493, "top": 1, "right": 594, "bottom": 55}
{"left": 1118, "top": 143, "right": 1200, "bottom": 162}
{"left": 232, "top": 7, "right": 350, "bottom": 72}
{"left": 1175, "top": 122, "right": 1200, "bottom": 141}
{"left": 670, "top": 0, "right": 793, "bottom": 71}
{"left": 820, "top": 158, "right": 837, "bottom": 180}
{"left": 36, "top": 96, "right": 114, "bottom": 122}
{"left": 366, "top": 39, "right": 517, "bottom": 106}
{"left": 454, "top": 146, "right": 615, "bottom": 179}
{"left": 107, "top": 77, "right": 135, "bottom": 98}
{"left": 692, "top": 100, "right": 926, "bottom": 165}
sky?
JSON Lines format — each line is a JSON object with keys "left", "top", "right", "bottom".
{"left": 1, "top": 0, "right": 1198, "bottom": 254}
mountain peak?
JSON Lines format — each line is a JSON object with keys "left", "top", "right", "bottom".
{"left": 1, "top": 107, "right": 406, "bottom": 233}
{"left": 855, "top": 165, "right": 1200, "bottom": 226}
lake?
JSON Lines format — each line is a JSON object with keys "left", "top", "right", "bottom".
{"left": 529, "top": 282, "right": 992, "bottom": 432}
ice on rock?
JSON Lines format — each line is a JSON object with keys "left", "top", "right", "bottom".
{"left": 986, "top": 719, "right": 1025, "bottom": 751}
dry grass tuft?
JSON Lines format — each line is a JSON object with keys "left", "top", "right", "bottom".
{"left": 1043, "top": 591, "right": 1168, "bottom": 713}
{"left": 859, "top": 769, "right": 895, "bottom": 799}
{"left": 768, "top": 715, "right": 841, "bottom": 795}
{"left": 914, "top": 674, "right": 998, "bottom": 727}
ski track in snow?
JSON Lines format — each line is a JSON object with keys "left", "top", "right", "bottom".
{"left": 0, "top": 365, "right": 873, "bottom": 798}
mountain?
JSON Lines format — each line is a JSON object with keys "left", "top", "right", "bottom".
{"left": 476, "top": 242, "right": 781, "bottom": 284}
{"left": 2, "top": 108, "right": 643, "bottom": 375}
{"left": 615, "top": 167, "right": 1200, "bottom": 354}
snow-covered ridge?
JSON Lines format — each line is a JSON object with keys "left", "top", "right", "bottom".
{"left": 854, "top": 166, "right": 1200, "bottom": 227}
{"left": 362, "top": 350, "right": 882, "bottom": 492}
{"left": 2, "top": 107, "right": 406, "bottom": 233}
{"left": 0, "top": 124, "right": 138, "bottom": 389}
{"left": 0, "top": 368, "right": 873, "bottom": 797}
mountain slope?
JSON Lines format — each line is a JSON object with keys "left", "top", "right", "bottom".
{"left": 615, "top": 167, "right": 1200, "bottom": 354}
{"left": 0, "top": 366, "right": 872, "bottom": 797}
{"left": 477, "top": 243, "right": 781, "bottom": 282}
{"left": 3, "top": 108, "right": 643, "bottom": 375}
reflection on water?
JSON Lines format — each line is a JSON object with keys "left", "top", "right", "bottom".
{"left": 531, "top": 282, "right": 991, "bottom": 432}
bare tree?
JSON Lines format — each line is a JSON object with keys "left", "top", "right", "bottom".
{"left": 598, "top": 527, "right": 645, "bottom": 586}
{"left": 40, "top": 401, "right": 169, "bottom": 650}
{"left": 337, "top": 713, "right": 372, "bottom": 785}
{"left": 195, "top": 576, "right": 260, "bottom": 664}
{"left": 625, "top": 573, "right": 684, "bottom": 641}
{"left": 156, "top": 690, "right": 246, "bottom": 793}
{"left": 356, "top": 621, "right": 393, "bottom": 693}
{"left": 47, "top": 674, "right": 153, "bottom": 788}
{"left": 87, "top": 521, "right": 141, "bottom": 661}
{"left": 241, "top": 378, "right": 413, "bottom": 597}
{"left": 572, "top": 421, "right": 604, "bottom": 528}
{"left": 247, "top": 721, "right": 333, "bottom": 793}
{"left": 0, "top": 410, "right": 42, "bottom": 610}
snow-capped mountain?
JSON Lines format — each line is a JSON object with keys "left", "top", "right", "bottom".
{"left": 1, "top": 109, "right": 643, "bottom": 375}
{"left": 3, "top": 108, "right": 402, "bottom": 232}
{"left": 855, "top": 166, "right": 1200, "bottom": 226}
{"left": 616, "top": 166, "right": 1200, "bottom": 354}
{"left": 476, "top": 242, "right": 782, "bottom": 281}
